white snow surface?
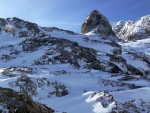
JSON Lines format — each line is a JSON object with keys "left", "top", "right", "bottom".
{"left": 0, "top": 21, "right": 150, "bottom": 113}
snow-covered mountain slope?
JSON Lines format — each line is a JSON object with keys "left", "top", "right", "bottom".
{"left": 0, "top": 15, "right": 150, "bottom": 113}
{"left": 112, "top": 20, "right": 134, "bottom": 40}
{"left": 112, "top": 20, "right": 126, "bottom": 34}
{"left": 0, "top": 17, "right": 76, "bottom": 38}
{"left": 112, "top": 15, "right": 150, "bottom": 41}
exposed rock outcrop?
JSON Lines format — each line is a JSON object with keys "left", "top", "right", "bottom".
{"left": 0, "top": 17, "right": 76, "bottom": 38}
{"left": 0, "top": 87, "right": 55, "bottom": 113}
{"left": 81, "top": 10, "right": 116, "bottom": 37}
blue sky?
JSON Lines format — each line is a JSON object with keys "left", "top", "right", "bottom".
{"left": 0, "top": 0, "right": 149, "bottom": 33}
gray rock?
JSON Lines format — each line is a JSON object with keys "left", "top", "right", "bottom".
{"left": 81, "top": 10, "right": 116, "bottom": 37}
{"left": 0, "top": 87, "right": 55, "bottom": 113}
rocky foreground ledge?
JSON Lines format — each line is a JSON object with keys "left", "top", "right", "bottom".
{"left": 0, "top": 87, "right": 55, "bottom": 113}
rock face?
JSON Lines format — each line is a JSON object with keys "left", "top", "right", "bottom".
{"left": 0, "top": 87, "right": 55, "bottom": 113}
{"left": 112, "top": 15, "right": 150, "bottom": 41}
{"left": 81, "top": 10, "right": 116, "bottom": 37}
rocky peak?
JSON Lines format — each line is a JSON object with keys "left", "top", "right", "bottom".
{"left": 81, "top": 10, "right": 116, "bottom": 37}
{"left": 132, "top": 15, "right": 150, "bottom": 34}
{"left": 112, "top": 20, "right": 126, "bottom": 34}
{"left": 112, "top": 20, "right": 134, "bottom": 40}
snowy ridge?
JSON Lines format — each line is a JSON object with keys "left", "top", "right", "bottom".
{"left": 0, "top": 16, "right": 150, "bottom": 113}
{"left": 112, "top": 20, "right": 134, "bottom": 40}
{"left": 112, "top": 15, "right": 150, "bottom": 41}
{"left": 0, "top": 17, "right": 76, "bottom": 38}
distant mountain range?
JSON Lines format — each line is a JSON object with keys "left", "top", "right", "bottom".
{"left": 0, "top": 10, "right": 150, "bottom": 113}
{"left": 112, "top": 15, "right": 150, "bottom": 41}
